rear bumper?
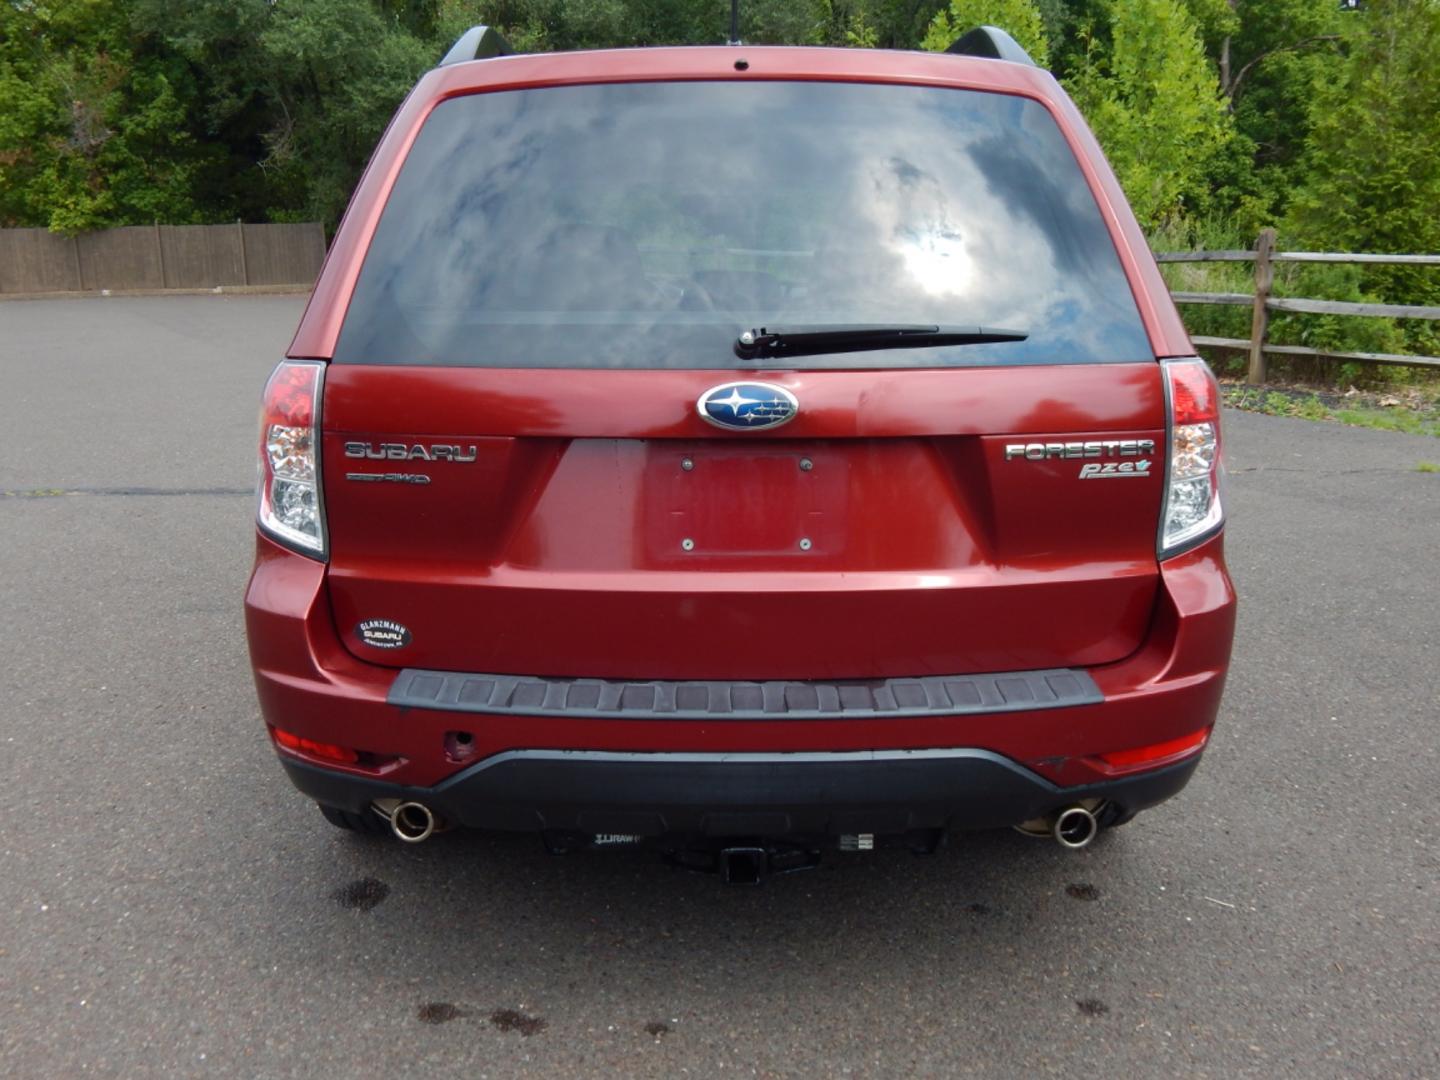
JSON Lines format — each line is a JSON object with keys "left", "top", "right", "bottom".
{"left": 280, "top": 748, "right": 1202, "bottom": 837}
{"left": 246, "top": 530, "right": 1235, "bottom": 827}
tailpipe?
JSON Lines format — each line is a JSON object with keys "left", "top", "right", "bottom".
{"left": 1052, "top": 805, "right": 1098, "bottom": 850}
{"left": 384, "top": 800, "right": 440, "bottom": 843}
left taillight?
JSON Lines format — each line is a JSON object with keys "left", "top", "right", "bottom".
{"left": 257, "top": 360, "right": 326, "bottom": 559}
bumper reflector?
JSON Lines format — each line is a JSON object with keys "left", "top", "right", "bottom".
{"left": 1096, "top": 727, "right": 1210, "bottom": 771}
{"left": 271, "top": 726, "right": 360, "bottom": 765}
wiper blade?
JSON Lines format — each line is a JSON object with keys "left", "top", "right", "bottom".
{"left": 733, "top": 323, "right": 1028, "bottom": 360}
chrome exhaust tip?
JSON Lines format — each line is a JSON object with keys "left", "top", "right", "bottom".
{"left": 1052, "top": 805, "right": 1099, "bottom": 850}
{"left": 389, "top": 801, "right": 438, "bottom": 843}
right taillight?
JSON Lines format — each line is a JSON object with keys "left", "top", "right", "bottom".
{"left": 1159, "top": 358, "right": 1224, "bottom": 558}
{"left": 257, "top": 360, "right": 327, "bottom": 558}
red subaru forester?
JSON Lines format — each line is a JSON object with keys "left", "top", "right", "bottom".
{"left": 245, "top": 27, "right": 1235, "bottom": 880}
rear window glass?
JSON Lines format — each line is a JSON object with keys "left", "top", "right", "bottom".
{"left": 334, "top": 80, "right": 1153, "bottom": 368}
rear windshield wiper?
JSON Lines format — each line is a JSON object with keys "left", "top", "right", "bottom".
{"left": 733, "top": 323, "right": 1028, "bottom": 360}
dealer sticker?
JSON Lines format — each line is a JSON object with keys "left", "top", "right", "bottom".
{"left": 357, "top": 619, "right": 412, "bottom": 649}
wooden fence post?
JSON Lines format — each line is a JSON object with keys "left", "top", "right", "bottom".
{"left": 310, "top": 221, "right": 326, "bottom": 278}
{"left": 153, "top": 221, "right": 166, "bottom": 288}
{"left": 70, "top": 233, "right": 83, "bottom": 291}
{"left": 1247, "top": 227, "right": 1276, "bottom": 384}
{"left": 237, "top": 219, "right": 249, "bottom": 286}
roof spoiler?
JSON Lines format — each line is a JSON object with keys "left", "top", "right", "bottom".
{"left": 946, "top": 25, "right": 1036, "bottom": 66}
{"left": 439, "top": 25, "right": 515, "bottom": 66}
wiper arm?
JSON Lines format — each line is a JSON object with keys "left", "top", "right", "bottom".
{"left": 733, "top": 323, "right": 1028, "bottom": 360}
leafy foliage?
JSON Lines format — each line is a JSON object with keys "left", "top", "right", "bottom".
{"left": 1211, "top": 0, "right": 1343, "bottom": 232}
{"left": 921, "top": 0, "right": 1050, "bottom": 66}
{"left": 0, "top": 0, "right": 212, "bottom": 230}
{"left": 1, "top": 0, "right": 1437, "bottom": 380}
{"left": 0, "top": 0, "right": 1382, "bottom": 236}
{"left": 1284, "top": 0, "right": 1440, "bottom": 356}
{"left": 1064, "top": 0, "right": 1229, "bottom": 227}
{"left": 129, "top": 0, "right": 433, "bottom": 227}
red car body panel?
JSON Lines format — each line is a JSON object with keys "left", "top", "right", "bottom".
{"left": 321, "top": 362, "right": 1166, "bottom": 678}
{"left": 248, "top": 42, "right": 1235, "bottom": 841}
{"left": 246, "top": 530, "right": 1233, "bottom": 789}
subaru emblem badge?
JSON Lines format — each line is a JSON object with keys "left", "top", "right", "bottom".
{"left": 696, "top": 382, "right": 799, "bottom": 431}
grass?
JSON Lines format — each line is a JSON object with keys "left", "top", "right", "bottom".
{"left": 1223, "top": 386, "right": 1440, "bottom": 437}
{"left": 1332, "top": 407, "right": 1440, "bottom": 437}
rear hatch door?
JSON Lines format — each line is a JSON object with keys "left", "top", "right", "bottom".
{"left": 315, "top": 77, "right": 1164, "bottom": 680}
{"left": 321, "top": 364, "right": 1163, "bottom": 679}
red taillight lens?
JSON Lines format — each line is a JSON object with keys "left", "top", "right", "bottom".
{"left": 271, "top": 726, "right": 360, "bottom": 765}
{"left": 1160, "top": 358, "right": 1224, "bottom": 557}
{"left": 1096, "top": 727, "right": 1210, "bottom": 771}
{"left": 266, "top": 362, "right": 319, "bottom": 426}
{"left": 1167, "top": 360, "right": 1218, "bottom": 425}
{"left": 257, "top": 361, "right": 326, "bottom": 558}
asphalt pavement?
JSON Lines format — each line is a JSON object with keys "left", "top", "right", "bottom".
{"left": 1, "top": 295, "right": 1436, "bottom": 1078}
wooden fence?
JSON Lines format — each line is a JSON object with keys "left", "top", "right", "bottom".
{"left": 0, "top": 222, "right": 326, "bottom": 295}
{"left": 1156, "top": 228, "right": 1440, "bottom": 381}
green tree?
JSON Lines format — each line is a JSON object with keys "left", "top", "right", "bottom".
{"left": 809, "top": 0, "right": 948, "bottom": 48}
{"left": 0, "top": 0, "right": 209, "bottom": 230}
{"left": 1064, "top": 0, "right": 1230, "bottom": 228}
{"left": 134, "top": 0, "right": 433, "bottom": 227}
{"left": 920, "top": 0, "right": 1050, "bottom": 66}
{"left": 1286, "top": 0, "right": 1440, "bottom": 349}
{"left": 1206, "top": 0, "right": 1343, "bottom": 231}
{"left": 258, "top": 0, "right": 433, "bottom": 223}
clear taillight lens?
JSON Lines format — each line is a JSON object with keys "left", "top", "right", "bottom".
{"left": 1160, "top": 358, "right": 1224, "bottom": 557}
{"left": 257, "top": 361, "right": 326, "bottom": 558}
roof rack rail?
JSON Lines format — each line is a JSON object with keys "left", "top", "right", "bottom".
{"left": 946, "top": 25, "right": 1036, "bottom": 66}
{"left": 439, "top": 25, "right": 515, "bottom": 67}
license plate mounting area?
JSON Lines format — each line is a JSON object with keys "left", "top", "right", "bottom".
{"left": 644, "top": 443, "right": 848, "bottom": 558}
